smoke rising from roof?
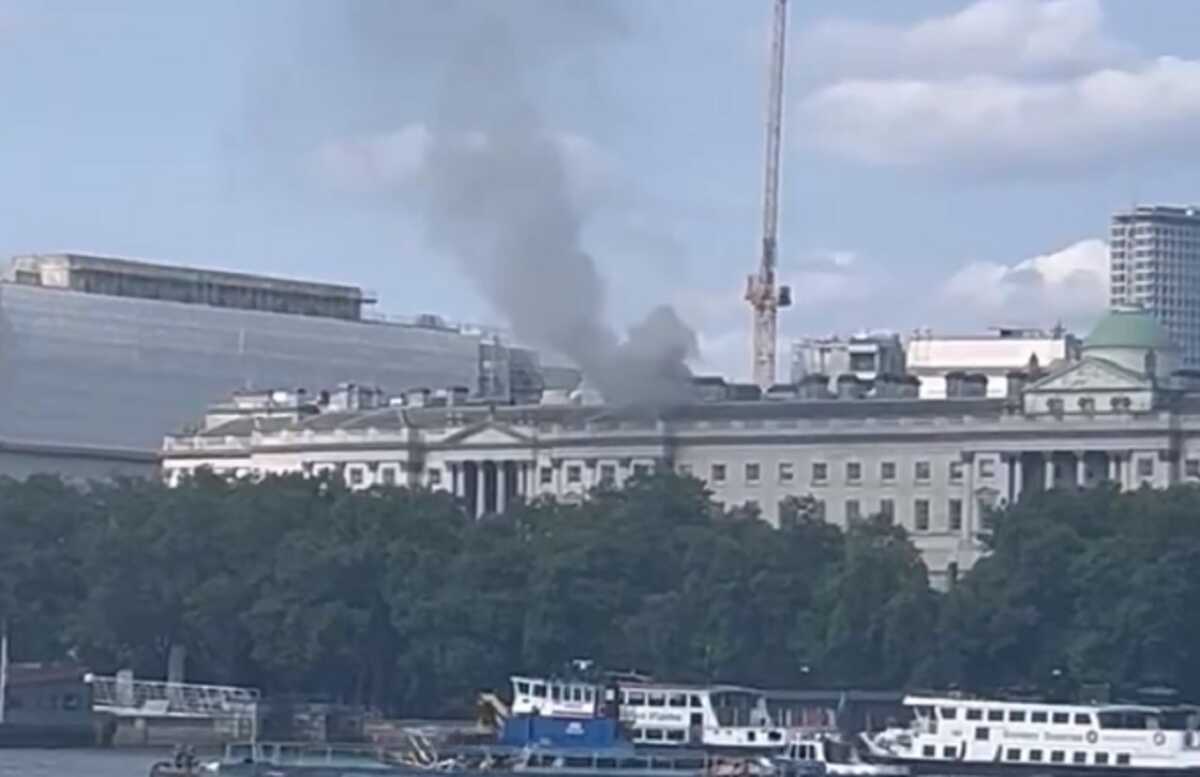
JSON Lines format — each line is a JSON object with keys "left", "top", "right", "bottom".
{"left": 335, "top": 1, "right": 699, "bottom": 406}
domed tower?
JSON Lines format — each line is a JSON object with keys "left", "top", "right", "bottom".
{"left": 1083, "top": 309, "right": 1178, "bottom": 381}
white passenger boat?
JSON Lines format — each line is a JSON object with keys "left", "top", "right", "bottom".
{"left": 864, "top": 694, "right": 1200, "bottom": 775}
{"left": 777, "top": 736, "right": 908, "bottom": 777}
{"left": 509, "top": 675, "right": 835, "bottom": 752}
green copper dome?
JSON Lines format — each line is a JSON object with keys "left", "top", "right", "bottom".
{"left": 1084, "top": 309, "right": 1174, "bottom": 350}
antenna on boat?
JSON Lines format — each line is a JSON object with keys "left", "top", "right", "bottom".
{"left": 0, "top": 619, "right": 8, "bottom": 726}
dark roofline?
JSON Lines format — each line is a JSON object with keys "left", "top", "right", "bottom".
{"left": 0, "top": 436, "right": 158, "bottom": 463}
{"left": 20, "top": 252, "right": 369, "bottom": 301}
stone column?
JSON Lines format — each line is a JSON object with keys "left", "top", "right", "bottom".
{"left": 475, "top": 460, "right": 486, "bottom": 518}
{"left": 1044, "top": 453, "right": 1056, "bottom": 491}
{"left": 1012, "top": 454, "right": 1023, "bottom": 502}
{"left": 497, "top": 461, "right": 508, "bottom": 514}
{"left": 1107, "top": 454, "right": 1119, "bottom": 485}
{"left": 1075, "top": 452, "right": 1087, "bottom": 489}
{"left": 962, "top": 453, "right": 975, "bottom": 541}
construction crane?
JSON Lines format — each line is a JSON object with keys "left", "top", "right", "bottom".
{"left": 746, "top": 0, "right": 792, "bottom": 390}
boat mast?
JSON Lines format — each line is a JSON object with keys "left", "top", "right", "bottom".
{"left": 0, "top": 619, "right": 8, "bottom": 726}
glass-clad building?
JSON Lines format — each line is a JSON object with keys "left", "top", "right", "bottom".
{"left": 0, "top": 254, "right": 499, "bottom": 478}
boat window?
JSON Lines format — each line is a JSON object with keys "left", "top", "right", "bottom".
{"left": 1117, "top": 754, "right": 1131, "bottom": 765}
{"left": 987, "top": 710, "right": 1004, "bottom": 722}
{"left": 619, "top": 758, "right": 649, "bottom": 770}
{"left": 1031, "top": 711, "right": 1048, "bottom": 723}
{"left": 1095, "top": 753, "right": 1110, "bottom": 765}
{"left": 747, "top": 732, "right": 757, "bottom": 743}
{"left": 596, "top": 758, "right": 618, "bottom": 769}
{"left": 619, "top": 691, "right": 628, "bottom": 704}
{"left": 966, "top": 709, "right": 983, "bottom": 721}
{"left": 677, "top": 759, "right": 706, "bottom": 770}
{"left": 940, "top": 707, "right": 958, "bottom": 720}
{"left": 585, "top": 688, "right": 594, "bottom": 703}
{"left": 565, "top": 757, "right": 593, "bottom": 769}
{"left": 1073, "top": 752, "right": 1087, "bottom": 764}
{"left": 649, "top": 693, "right": 666, "bottom": 707}
{"left": 975, "top": 728, "right": 989, "bottom": 741}
{"left": 1051, "top": 751, "right": 1065, "bottom": 763}
{"left": 690, "top": 695, "right": 703, "bottom": 708}
{"left": 533, "top": 684, "right": 546, "bottom": 698}
{"left": 669, "top": 693, "right": 687, "bottom": 708}
{"left": 923, "top": 745, "right": 936, "bottom": 757}
{"left": 632, "top": 729, "right": 644, "bottom": 740}
{"left": 769, "top": 731, "right": 783, "bottom": 742}
{"left": 629, "top": 692, "right": 646, "bottom": 706}
{"left": 667, "top": 730, "right": 686, "bottom": 743}
{"left": 651, "top": 758, "right": 675, "bottom": 770}
{"left": 517, "top": 681, "right": 530, "bottom": 694}
{"left": 943, "top": 746, "right": 956, "bottom": 759}
{"left": 914, "top": 705, "right": 934, "bottom": 718}
{"left": 1006, "top": 749, "right": 1020, "bottom": 761}
{"left": 1008, "top": 710, "right": 1026, "bottom": 723}
{"left": 551, "top": 685, "right": 561, "bottom": 701}
{"left": 647, "top": 729, "right": 664, "bottom": 741}
{"left": 572, "top": 687, "right": 582, "bottom": 702}
{"left": 1029, "top": 750, "right": 1043, "bottom": 762}
{"left": 1052, "top": 712, "right": 1070, "bottom": 724}
{"left": 1075, "top": 713, "right": 1092, "bottom": 726}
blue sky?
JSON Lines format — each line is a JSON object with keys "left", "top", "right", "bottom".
{"left": 3, "top": 0, "right": 1200, "bottom": 380}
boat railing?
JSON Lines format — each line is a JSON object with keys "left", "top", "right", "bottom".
{"left": 224, "top": 741, "right": 399, "bottom": 766}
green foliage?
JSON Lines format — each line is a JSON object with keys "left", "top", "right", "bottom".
{"left": 933, "top": 485, "right": 1200, "bottom": 699}
{"left": 6, "top": 470, "right": 1200, "bottom": 713}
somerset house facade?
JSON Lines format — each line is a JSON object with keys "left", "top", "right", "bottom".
{"left": 161, "top": 310, "right": 1200, "bottom": 587}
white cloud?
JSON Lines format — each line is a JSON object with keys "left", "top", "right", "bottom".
{"left": 795, "top": 0, "right": 1200, "bottom": 169}
{"left": 798, "top": 0, "right": 1126, "bottom": 82}
{"left": 799, "top": 58, "right": 1200, "bottom": 168}
{"left": 940, "top": 238, "right": 1108, "bottom": 324}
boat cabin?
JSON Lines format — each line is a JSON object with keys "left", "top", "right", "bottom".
{"left": 882, "top": 695, "right": 1200, "bottom": 771}
{"left": 511, "top": 676, "right": 603, "bottom": 719}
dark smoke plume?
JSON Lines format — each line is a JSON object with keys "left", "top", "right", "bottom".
{"left": 339, "top": 1, "right": 699, "bottom": 406}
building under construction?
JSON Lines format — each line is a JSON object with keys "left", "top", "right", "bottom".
{"left": 0, "top": 253, "right": 570, "bottom": 480}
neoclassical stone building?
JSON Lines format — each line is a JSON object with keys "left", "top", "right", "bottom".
{"left": 161, "top": 310, "right": 1200, "bottom": 587}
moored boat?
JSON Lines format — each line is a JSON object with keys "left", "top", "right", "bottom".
{"left": 186, "top": 741, "right": 447, "bottom": 775}
{"left": 774, "top": 735, "right": 907, "bottom": 777}
{"left": 508, "top": 672, "right": 835, "bottom": 753}
{"left": 511, "top": 746, "right": 773, "bottom": 777}
{"left": 863, "top": 693, "right": 1200, "bottom": 776}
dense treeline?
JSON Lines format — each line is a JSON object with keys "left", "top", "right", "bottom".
{"left": 1, "top": 472, "right": 1198, "bottom": 714}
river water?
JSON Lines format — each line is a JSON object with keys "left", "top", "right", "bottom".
{"left": 0, "top": 749, "right": 170, "bottom": 777}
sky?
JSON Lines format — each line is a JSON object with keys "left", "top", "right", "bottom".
{"left": 3, "top": 0, "right": 1200, "bottom": 381}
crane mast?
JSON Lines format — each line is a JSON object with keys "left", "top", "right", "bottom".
{"left": 746, "top": 0, "right": 791, "bottom": 390}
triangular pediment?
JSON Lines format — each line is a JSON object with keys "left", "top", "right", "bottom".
{"left": 442, "top": 420, "right": 533, "bottom": 446}
{"left": 1026, "top": 357, "right": 1151, "bottom": 393}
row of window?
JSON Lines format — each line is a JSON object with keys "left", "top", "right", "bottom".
{"left": 921, "top": 744, "right": 1129, "bottom": 766}
{"left": 948, "top": 707, "right": 1091, "bottom": 725}
{"left": 516, "top": 681, "right": 596, "bottom": 703}
{"left": 552, "top": 462, "right": 652, "bottom": 486}
{"left": 631, "top": 729, "right": 691, "bottom": 745}
{"left": 622, "top": 690, "right": 704, "bottom": 708}
{"left": 752, "top": 497, "right": 966, "bottom": 532}
{"left": 701, "top": 459, "right": 989, "bottom": 487}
